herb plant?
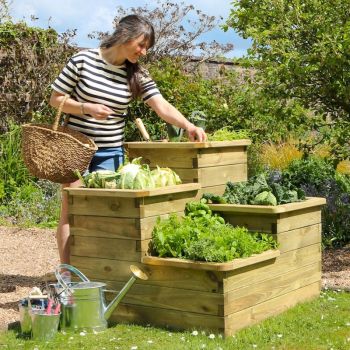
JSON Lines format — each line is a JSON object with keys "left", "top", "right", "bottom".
{"left": 151, "top": 200, "right": 277, "bottom": 262}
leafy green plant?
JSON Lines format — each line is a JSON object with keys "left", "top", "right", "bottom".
{"left": 151, "top": 200, "right": 277, "bottom": 262}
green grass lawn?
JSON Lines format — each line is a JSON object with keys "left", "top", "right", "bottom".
{"left": 0, "top": 290, "right": 349, "bottom": 350}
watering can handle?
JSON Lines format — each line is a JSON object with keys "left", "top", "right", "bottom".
{"left": 55, "top": 264, "right": 90, "bottom": 294}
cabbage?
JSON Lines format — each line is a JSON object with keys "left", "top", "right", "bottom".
{"left": 151, "top": 166, "right": 182, "bottom": 187}
{"left": 117, "top": 158, "right": 155, "bottom": 189}
{"left": 252, "top": 191, "right": 277, "bottom": 206}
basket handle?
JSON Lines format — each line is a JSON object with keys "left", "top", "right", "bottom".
{"left": 53, "top": 94, "right": 69, "bottom": 131}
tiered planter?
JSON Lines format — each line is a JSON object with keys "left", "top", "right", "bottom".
{"left": 124, "top": 140, "right": 251, "bottom": 197}
{"left": 66, "top": 141, "right": 326, "bottom": 336}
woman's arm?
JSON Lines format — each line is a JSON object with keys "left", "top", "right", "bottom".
{"left": 146, "top": 95, "right": 207, "bottom": 142}
{"left": 49, "top": 91, "right": 113, "bottom": 120}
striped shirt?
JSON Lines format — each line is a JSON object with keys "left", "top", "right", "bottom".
{"left": 51, "top": 48, "right": 161, "bottom": 147}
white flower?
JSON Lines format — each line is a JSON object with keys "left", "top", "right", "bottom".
{"left": 346, "top": 322, "right": 350, "bottom": 326}
{"left": 147, "top": 340, "right": 153, "bottom": 344}
{"left": 201, "top": 345, "right": 206, "bottom": 349}
{"left": 69, "top": 337, "right": 74, "bottom": 340}
{"left": 277, "top": 334, "right": 283, "bottom": 338}
{"left": 131, "top": 346, "right": 138, "bottom": 350}
{"left": 168, "top": 332, "right": 173, "bottom": 336}
{"left": 191, "top": 330, "right": 199, "bottom": 336}
{"left": 79, "top": 332, "right": 86, "bottom": 336}
{"left": 209, "top": 334, "right": 215, "bottom": 339}
{"left": 252, "top": 345, "right": 257, "bottom": 348}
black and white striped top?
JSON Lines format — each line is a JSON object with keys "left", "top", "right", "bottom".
{"left": 51, "top": 48, "right": 161, "bottom": 148}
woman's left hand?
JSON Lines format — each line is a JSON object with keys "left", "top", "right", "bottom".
{"left": 186, "top": 123, "right": 207, "bottom": 142}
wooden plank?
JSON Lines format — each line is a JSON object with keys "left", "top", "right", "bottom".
{"left": 209, "top": 197, "right": 326, "bottom": 215}
{"left": 139, "top": 191, "right": 198, "bottom": 217}
{"left": 68, "top": 196, "right": 140, "bottom": 218}
{"left": 104, "top": 280, "right": 224, "bottom": 316}
{"left": 196, "top": 147, "right": 247, "bottom": 167}
{"left": 69, "top": 256, "right": 224, "bottom": 292}
{"left": 69, "top": 212, "right": 184, "bottom": 240}
{"left": 109, "top": 303, "right": 225, "bottom": 332}
{"left": 224, "top": 281, "right": 320, "bottom": 336}
{"left": 128, "top": 148, "right": 197, "bottom": 168}
{"left": 142, "top": 250, "right": 280, "bottom": 272}
{"left": 222, "top": 213, "right": 279, "bottom": 233}
{"left": 272, "top": 224, "right": 321, "bottom": 253}
{"left": 224, "top": 243, "right": 321, "bottom": 292}
{"left": 65, "top": 183, "right": 200, "bottom": 198}
{"left": 70, "top": 236, "right": 144, "bottom": 261}
{"left": 125, "top": 140, "right": 251, "bottom": 149}
{"left": 69, "top": 215, "right": 140, "bottom": 239}
{"left": 199, "top": 164, "right": 248, "bottom": 187}
{"left": 224, "top": 262, "right": 321, "bottom": 315}
{"left": 277, "top": 207, "right": 322, "bottom": 232}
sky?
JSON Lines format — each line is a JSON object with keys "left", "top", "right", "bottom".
{"left": 7, "top": 0, "right": 251, "bottom": 58}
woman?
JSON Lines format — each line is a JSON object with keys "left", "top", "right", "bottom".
{"left": 49, "top": 15, "right": 207, "bottom": 264}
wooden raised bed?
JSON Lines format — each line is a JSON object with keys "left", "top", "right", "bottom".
{"left": 66, "top": 183, "right": 200, "bottom": 262}
{"left": 124, "top": 140, "right": 251, "bottom": 197}
{"left": 65, "top": 181, "right": 326, "bottom": 336}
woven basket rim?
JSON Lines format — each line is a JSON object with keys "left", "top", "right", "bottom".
{"left": 22, "top": 123, "right": 98, "bottom": 151}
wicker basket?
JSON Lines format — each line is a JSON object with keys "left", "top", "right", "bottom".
{"left": 22, "top": 95, "right": 98, "bottom": 183}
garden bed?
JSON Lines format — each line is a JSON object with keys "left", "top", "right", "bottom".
{"left": 124, "top": 140, "right": 251, "bottom": 197}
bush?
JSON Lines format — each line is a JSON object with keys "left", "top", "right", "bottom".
{"left": 282, "top": 157, "right": 350, "bottom": 247}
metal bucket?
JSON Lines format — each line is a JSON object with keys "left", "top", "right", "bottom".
{"left": 30, "top": 310, "right": 61, "bottom": 341}
{"left": 58, "top": 281, "right": 108, "bottom": 332}
{"left": 18, "top": 301, "right": 31, "bottom": 335}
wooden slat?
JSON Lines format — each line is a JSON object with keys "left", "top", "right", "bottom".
{"left": 65, "top": 183, "right": 200, "bottom": 197}
{"left": 104, "top": 280, "right": 223, "bottom": 316}
{"left": 71, "top": 236, "right": 144, "bottom": 261}
{"left": 69, "top": 256, "right": 224, "bottom": 292}
{"left": 224, "top": 243, "right": 321, "bottom": 292}
{"left": 224, "top": 281, "right": 320, "bottom": 336}
{"left": 222, "top": 213, "right": 278, "bottom": 233}
{"left": 209, "top": 197, "right": 326, "bottom": 214}
{"left": 219, "top": 209, "right": 322, "bottom": 234}
{"left": 69, "top": 215, "right": 140, "bottom": 239}
{"left": 199, "top": 164, "right": 248, "bottom": 187}
{"left": 68, "top": 196, "right": 140, "bottom": 218}
{"left": 139, "top": 191, "right": 197, "bottom": 217}
{"left": 196, "top": 147, "right": 247, "bottom": 167}
{"left": 109, "top": 302, "right": 225, "bottom": 332}
{"left": 272, "top": 224, "right": 321, "bottom": 253}
{"left": 224, "top": 262, "right": 321, "bottom": 315}
{"left": 128, "top": 148, "right": 197, "bottom": 168}
{"left": 125, "top": 140, "right": 251, "bottom": 149}
{"left": 142, "top": 250, "right": 280, "bottom": 272}
{"left": 277, "top": 207, "right": 322, "bottom": 232}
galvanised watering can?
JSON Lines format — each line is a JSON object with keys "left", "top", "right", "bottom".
{"left": 54, "top": 264, "right": 148, "bottom": 332}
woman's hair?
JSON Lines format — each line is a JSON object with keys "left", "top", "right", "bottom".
{"left": 100, "top": 15, "right": 155, "bottom": 98}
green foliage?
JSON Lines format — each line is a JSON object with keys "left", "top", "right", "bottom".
{"left": 0, "top": 124, "right": 32, "bottom": 200}
{"left": 0, "top": 20, "right": 76, "bottom": 132}
{"left": 207, "top": 127, "right": 249, "bottom": 141}
{"left": 151, "top": 200, "right": 277, "bottom": 262}
{"left": 282, "top": 157, "right": 350, "bottom": 247}
{"left": 225, "top": 0, "right": 350, "bottom": 161}
{"left": 203, "top": 173, "right": 305, "bottom": 206}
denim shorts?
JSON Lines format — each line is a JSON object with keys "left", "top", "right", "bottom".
{"left": 88, "top": 147, "right": 124, "bottom": 173}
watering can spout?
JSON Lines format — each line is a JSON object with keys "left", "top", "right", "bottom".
{"left": 104, "top": 265, "right": 148, "bottom": 321}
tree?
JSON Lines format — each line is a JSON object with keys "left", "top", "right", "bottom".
{"left": 225, "top": 0, "right": 350, "bottom": 161}
{"left": 89, "top": 0, "right": 233, "bottom": 61}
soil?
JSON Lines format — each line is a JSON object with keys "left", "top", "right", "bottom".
{"left": 0, "top": 226, "right": 349, "bottom": 332}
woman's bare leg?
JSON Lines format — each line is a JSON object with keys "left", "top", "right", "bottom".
{"left": 56, "top": 180, "right": 82, "bottom": 264}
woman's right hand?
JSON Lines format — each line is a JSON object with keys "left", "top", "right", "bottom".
{"left": 84, "top": 103, "right": 114, "bottom": 120}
